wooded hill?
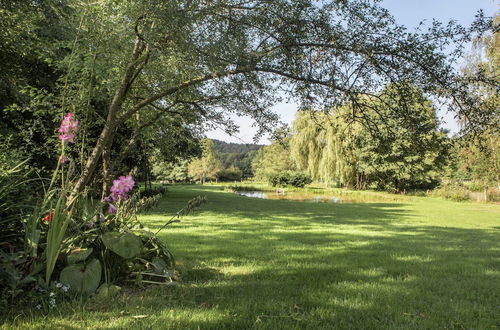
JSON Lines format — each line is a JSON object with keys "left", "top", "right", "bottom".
{"left": 212, "top": 139, "right": 264, "bottom": 154}
{"left": 212, "top": 139, "right": 264, "bottom": 177}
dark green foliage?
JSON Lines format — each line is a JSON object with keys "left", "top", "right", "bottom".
{"left": 59, "top": 258, "right": 102, "bottom": 296}
{"left": 217, "top": 167, "right": 243, "bottom": 182}
{"left": 0, "top": 158, "right": 34, "bottom": 249}
{"left": 225, "top": 185, "right": 263, "bottom": 192}
{"left": 0, "top": 250, "right": 35, "bottom": 308}
{"left": 212, "top": 139, "right": 263, "bottom": 154}
{"left": 0, "top": 1, "right": 72, "bottom": 174}
{"left": 101, "top": 232, "right": 143, "bottom": 260}
{"left": 139, "top": 186, "right": 168, "bottom": 198}
{"left": 269, "top": 171, "right": 312, "bottom": 188}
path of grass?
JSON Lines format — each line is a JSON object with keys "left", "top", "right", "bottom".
{"left": 3, "top": 185, "right": 500, "bottom": 329}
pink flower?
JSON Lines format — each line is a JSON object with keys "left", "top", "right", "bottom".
{"left": 107, "top": 204, "right": 117, "bottom": 214}
{"left": 60, "top": 156, "right": 68, "bottom": 164}
{"left": 58, "top": 113, "right": 78, "bottom": 143}
{"left": 102, "top": 175, "right": 135, "bottom": 213}
{"left": 109, "top": 175, "right": 135, "bottom": 201}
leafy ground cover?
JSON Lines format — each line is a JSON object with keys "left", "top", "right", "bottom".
{"left": 2, "top": 184, "right": 499, "bottom": 329}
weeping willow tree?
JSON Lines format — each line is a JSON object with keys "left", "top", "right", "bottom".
{"left": 291, "top": 109, "right": 363, "bottom": 187}
{"left": 455, "top": 14, "right": 500, "bottom": 189}
{"left": 291, "top": 84, "right": 450, "bottom": 191}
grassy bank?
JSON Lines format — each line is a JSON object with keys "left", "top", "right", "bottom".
{"left": 2, "top": 184, "right": 500, "bottom": 329}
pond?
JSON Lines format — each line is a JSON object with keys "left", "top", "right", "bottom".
{"left": 236, "top": 190, "right": 343, "bottom": 203}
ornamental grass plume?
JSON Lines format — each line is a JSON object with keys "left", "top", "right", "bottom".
{"left": 58, "top": 113, "right": 78, "bottom": 143}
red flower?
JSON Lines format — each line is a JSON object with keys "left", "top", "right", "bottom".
{"left": 42, "top": 211, "right": 54, "bottom": 222}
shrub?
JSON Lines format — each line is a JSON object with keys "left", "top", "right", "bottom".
{"left": 288, "top": 172, "right": 313, "bottom": 188}
{"left": 269, "top": 171, "right": 312, "bottom": 188}
{"left": 225, "top": 185, "right": 262, "bottom": 192}
{"left": 430, "top": 182, "right": 470, "bottom": 201}
{"left": 139, "top": 186, "right": 168, "bottom": 198}
{"left": 217, "top": 166, "right": 243, "bottom": 182}
{"left": 0, "top": 160, "right": 33, "bottom": 250}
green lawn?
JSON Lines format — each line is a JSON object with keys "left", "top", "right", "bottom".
{"left": 3, "top": 185, "right": 500, "bottom": 329}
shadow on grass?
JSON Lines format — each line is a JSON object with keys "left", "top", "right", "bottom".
{"left": 9, "top": 185, "right": 498, "bottom": 329}
{"left": 145, "top": 185, "right": 499, "bottom": 328}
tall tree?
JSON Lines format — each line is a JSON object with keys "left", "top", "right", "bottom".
{"left": 355, "top": 85, "right": 450, "bottom": 191}
{"left": 291, "top": 84, "right": 450, "bottom": 191}
{"left": 456, "top": 14, "right": 500, "bottom": 188}
{"left": 290, "top": 110, "right": 360, "bottom": 187}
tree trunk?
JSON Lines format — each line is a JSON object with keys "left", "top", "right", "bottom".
{"left": 101, "top": 143, "right": 112, "bottom": 199}
{"left": 72, "top": 122, "right": 114, "bottom": 198}
{"left": 71, "top": 39, "right": 146, "bottom": 198}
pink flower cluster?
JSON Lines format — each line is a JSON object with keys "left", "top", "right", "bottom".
{"left": 110, "top": 175, "right": 135, "bottom": 201}
{"left": 103, "top": 175, "right": 135, "bottom": 214}
{"left": 58, "top": 113, "right": 78, "bottom": 143}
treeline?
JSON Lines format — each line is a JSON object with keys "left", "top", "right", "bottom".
{"left": 212, "top": 139, "right": 263, "bottom": 154}
{"left": 213, "top": 139, "right": 264, "bottom": 178}
{"left": 253, "top": 83, "right": 498, "bottom": 194}
{"left": 151, "top": 139, "right": 263, "bottom": 182}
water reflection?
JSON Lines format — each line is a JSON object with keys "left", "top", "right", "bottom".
{"left": 236, "top": 191, "right": 343, "bottom": 203}
{"left": 237, "top": 191, "right": 268, "bottom": 199}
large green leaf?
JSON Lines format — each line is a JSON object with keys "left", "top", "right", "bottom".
{"left": 101, "top": 232, "right": 142, "bottom": 259}
{"left": 59, "top": 258, "right": 101, "bottom": 295}
{"left": 96, "top": 283, "right": 122, "bottom": 299}
{"left": 67, "top": 248, "right": 93, "bottom": 264}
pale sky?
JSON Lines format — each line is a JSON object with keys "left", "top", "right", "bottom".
{"left": 206, "top": 0, "right": 499, "bottom": 144}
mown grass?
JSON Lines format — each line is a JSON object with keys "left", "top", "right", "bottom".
{"left": 2, "top": 184, "right": 500, "bottom": 329}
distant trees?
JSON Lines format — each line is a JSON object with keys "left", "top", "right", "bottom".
{"left": 217, "top": 166, "right": 243, "bottom": 182}
{"left": 269, "top": 171, "right": 312, "bottom": 188}
{"left": 212, "top": 140, "right": 263, "bottom": 154}
{"left": 213, "top": 140, "right": 263, "bottom": 178}
{"left": 151, "top": 159, "right": 190, "bottom": 183}
{"left": 252, "top": 140, "right": 297, "bottom": 181}
{"left": 188, "top": 139, "right": 223, "bottom": 184}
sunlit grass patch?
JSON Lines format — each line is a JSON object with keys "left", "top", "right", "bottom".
{"left": 3, "top": 184, "right": 499, "bottom": 329}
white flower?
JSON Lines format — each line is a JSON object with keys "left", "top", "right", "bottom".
{"left": 49, "top": 292, "right": 56, "bottom": 297}
{"left": 62, "top": 285, "right": 69, "bottom": 292}
{"left": 49, "top": 298, "right": 56, "bottom": 306}
{"left": 35, "top": 304, "right": 42, "bottom": 310}
{"left": 55, "top": 282, "right": 63, "bottom": 288}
